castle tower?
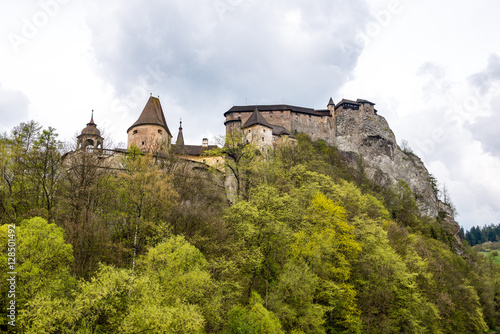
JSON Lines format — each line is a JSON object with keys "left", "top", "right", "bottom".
{"left": 77, "top": 111, "right": 103, "bottom": 152}
{"left": 127, "top": 96, "right": 172, "bottom": 152}
{"left": 241, "top": 108, "right": 273, "bottom": 148}
{"left": 327, "top": 97, "right": 335, "bottom": 116}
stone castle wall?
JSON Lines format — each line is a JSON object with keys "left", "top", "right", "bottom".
{"left": 290, "top": 112, "right": 335, "bottom": 145}
{"left": 127, "top": 124, "right": 171, "bottom": 151}
{"left": 225, "top": 108, "right": 334, "bottom": 144}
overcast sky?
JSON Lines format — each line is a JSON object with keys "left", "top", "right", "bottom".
{"left": 1, "top": 0, "right": 499, "bottom": 230}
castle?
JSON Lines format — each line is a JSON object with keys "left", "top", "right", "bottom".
{"left": 70, "top": 96, "right": 460, "bottom": 241}
{"left": 224, "top": 98, "right": 376, "bottom": 147}
{"left": 73, "top": 95, "right": 377, "bottom": 165}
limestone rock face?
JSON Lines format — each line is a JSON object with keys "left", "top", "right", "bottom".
{"left": 335, "top": 108, "right": 450, "bottom": 221}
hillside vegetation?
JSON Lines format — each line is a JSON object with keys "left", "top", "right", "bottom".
{"left": 1, "top": 122, "right": 499, "bottom": 333}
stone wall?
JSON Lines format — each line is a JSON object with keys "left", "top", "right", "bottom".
{"left": 244, "top": 124, "right": 273, "bottom": 148}
{"left": 127, "top": 124, "right": 171, "bottom": 152}
{"left": 290, "top": 112, "right": 335, "bottom": 145}
{"left": 225, "top": 109, "right": 334, "bottom": 144}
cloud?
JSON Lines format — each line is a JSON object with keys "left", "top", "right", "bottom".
{"left": 84, "top": 0, "right": 371, "bottom": 108}
{"left": 468, "top": 54, "right": 500, "bottom": 94}
{"left": 468, "top": 96, "right": 500, "bottom": 157}
{"left": 0, "top": 84, "right": 30, "bottom": 132}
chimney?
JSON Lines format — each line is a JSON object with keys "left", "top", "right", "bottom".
{"left": 202, "top": 138, "right": 208, "bottom": 147}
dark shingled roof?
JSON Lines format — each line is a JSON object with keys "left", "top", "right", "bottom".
{"left": 241, "top": 108, "right": 274, "bottom": 129}
{"left": 328, "top": 97, "right": 335, "bottom": 106}
{"left": 127, "top": 96, "right": 171, "bottom": 136}
{"left": 225, "top": 104, "right": 324, "bottom": 117}
{"left": 79, "top": 112, "right": 101, "bottom": 137}
{"left": 336, "top": 99, "right": 361, "bottom": 106}
{"left": 356, "top": 99, "right": 376, "bottom": 105}
{"left": 271, "top": 125, "right": 295, "bottom": 138}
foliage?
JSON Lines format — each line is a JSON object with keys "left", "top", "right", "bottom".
{"left": 224, "top": 292, "right": 284, "bottom": 334}
{"left": 2, "top": 122, "right": 500, "bottom": 333}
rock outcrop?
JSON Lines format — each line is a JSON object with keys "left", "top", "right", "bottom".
{"left": 334, "top": 107, "right": 460, "bottom": 239}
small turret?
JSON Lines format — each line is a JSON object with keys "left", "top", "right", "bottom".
{"left": 327, "top": 97, "right": 335, "bottom": 116}
{"left": 77, "top": 110, "right": 104, "bottom": 151}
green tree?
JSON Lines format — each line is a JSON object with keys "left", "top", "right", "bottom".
{"left": 0, "top": 217, "right": 75, "bottom": 331}
{"left": 225, "top": 292, "right": 284, "bottom": 334}
{"left": 113, "top": 153, "right": 178, "bottom": 271}
{"left": 0, "top": 121, "right": 42, "bottom": 224}
{"left": 291, "top": 193, "right": 362, "bottom": 333}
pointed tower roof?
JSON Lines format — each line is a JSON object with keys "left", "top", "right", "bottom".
{"left": 328, "top": 97, "right": 335, "bottom": 106}
{"left": 127, "top": 96, "right": 171, "bottom": 136}
{"left": 176, "top": 120, "right": 184, "bottom": 146}
{"left": 242, "top": 108, "right": 273, "bottom": 129}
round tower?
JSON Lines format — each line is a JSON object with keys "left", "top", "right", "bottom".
{"left": 77, "top": 111, "right": 103, "bottom": 152}
{"left": 127, "top": 96, "right": 172, "bottom": 152}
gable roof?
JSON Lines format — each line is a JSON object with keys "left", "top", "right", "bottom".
{"left": 271, "top": 125, "right": 295, "bottom": 138}
{"left": 241, "top": 108, "right": 274, "bottom": 129}
{"left": 127, "top": 96, "right": 172, "bottom": 136}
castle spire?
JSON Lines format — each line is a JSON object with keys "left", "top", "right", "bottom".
{"left": 176, "top": 119, "right": 184, "bottom": 146}
{"left": 87, "top": 110, "right": 96, "bottom": 127}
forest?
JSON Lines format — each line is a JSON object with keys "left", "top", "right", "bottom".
{"left": 1, "top": 121, "right": 500, "bottom": 333}
{"left": 462, "top": 224, "right": 500, "bottom": 247}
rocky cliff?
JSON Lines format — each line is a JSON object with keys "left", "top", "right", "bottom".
{"left": 334, "top": 108, "right": 461, "bottom": 241}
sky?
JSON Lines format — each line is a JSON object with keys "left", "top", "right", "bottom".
{"left": 1, "top": 0, "right": 499, "bottom": 230}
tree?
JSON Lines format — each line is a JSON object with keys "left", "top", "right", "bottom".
{"left": 0, "top": 217, "right": 75, "bottom": 331}
{"left": 208, "top": 131, "right": 261, "bottom": 201}
{"left": 225, "top": 292, "right": 284, "bottom": 334}
{"left": 27, "top": 127, "right": 63, "bottom": 221}
{"left": 113, "top": 152, "right": 178, "bottom": 283}
{"left": 0, "top": 121, "right": 42, "bottom": 224}
{"left": 57, "top": 149, "right": 117, "bottom": 278}
{"left": 291, "top": 193, "right": 362, "bottom": 333}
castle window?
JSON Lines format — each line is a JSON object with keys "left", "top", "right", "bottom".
{"left": 270, "top": 115, "right": 272, "bottom": 118}
{"left": 142, "top": 141, "right": 145, "bottom": 145}
{"left": 262, "top": 137, "right": 264, "bottom": 141}
{"left": 263, "top": 129, "right": 265, "bottom": 133}
{"left": 158, "top": 130, "right": 162, "bottom": 134}
{"left": 249, "top": 130, "right": 251, "bottom": 133}
{"left": 133, "top": 130, "right": 138, "bottom": 135}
